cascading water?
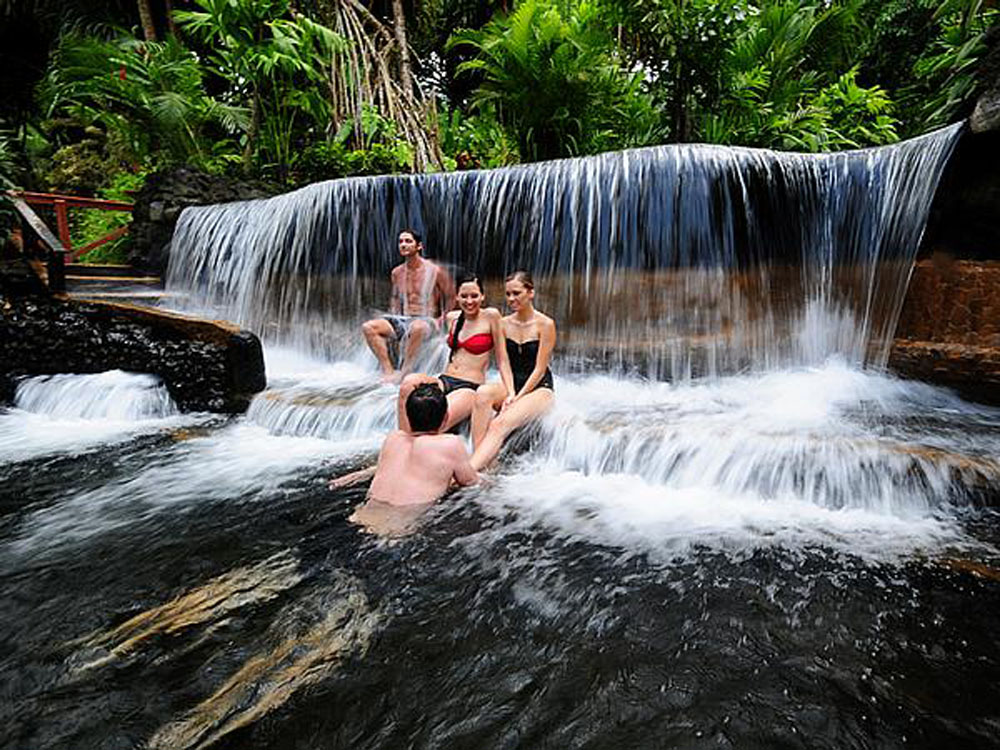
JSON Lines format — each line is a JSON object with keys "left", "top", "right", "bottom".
{"left": 5, "top": 126, "right": 1000, "bottom": 750}
{"left": 14, "top": 371, "right": 179, "bottom": 421}
{"left": 0, "top": 370, "right": 194, "bottom": 464}
{"left": 158, "top": 121, "right": 984, "bottom": 533}
{"left": 167, "top": 123, "right": 962, "bottom": 375}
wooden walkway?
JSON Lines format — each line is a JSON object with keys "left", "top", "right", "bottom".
{"left": 63, "top": 263, "right": 167, "bottom": 306}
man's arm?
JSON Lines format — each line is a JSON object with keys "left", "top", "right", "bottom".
{"left": 436, "top": 264, "right": 457, "bottom": 317}
{"left": 389, "top": 266, "right": 403, "bottom": 314}
{"left": 450, "top": 438, "right": 479, "bottom": 487}
{"left": 329, "top": 465, "right": 377, "bottom": 490}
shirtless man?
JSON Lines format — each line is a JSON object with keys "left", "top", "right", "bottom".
{"left": 361, "top": 230, "right": 455, "bottom": 383}
{"left": 330, "top": 383, "right": 479, "bottom": 533}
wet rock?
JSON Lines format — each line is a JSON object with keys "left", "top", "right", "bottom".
{"left": 0, "top": 261, "right": 266, "bottom": 413}
{"left": 970, "top": 26, "right": 1000, "bottom": 134}
{"left": 892, "top": 259, "right": 1000, "bottom": 405}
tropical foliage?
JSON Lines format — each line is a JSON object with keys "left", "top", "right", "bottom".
{"left": 176, "top": 0, "right": 346, "bottom": 178}
{"left": 0, "top": 0, "right": 994, "bottom": 202}
{"left": 40, "top": 32, "right": 236, "bottom": 170}
{"left": 698, "top": 2, "right": 901, "bottom": 150}
{"left": 448, "top": 0, "right": 661, "bottom": 160}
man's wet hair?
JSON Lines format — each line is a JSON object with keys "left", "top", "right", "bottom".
{"left": 406, "top": 383, "right": 448, "bottom": 432}
{"left": 400, "top": 228, "right": 423, "bottom": 244}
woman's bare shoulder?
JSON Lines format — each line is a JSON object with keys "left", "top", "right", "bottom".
{"left": 482, "top": 306, "right": 503, "bottom": 320}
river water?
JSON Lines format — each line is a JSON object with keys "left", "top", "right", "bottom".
{"left": 4, "top": 125, "right": 1000, "bottom": 748}
{"left": 3, "top": 345, "right": 1000, "bottom": 749}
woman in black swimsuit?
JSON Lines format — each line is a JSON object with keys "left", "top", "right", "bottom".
{"left": 470, "top": 270, "right": 556, "bottom": 470}
{"left": 398, "top": 273, "right": 513, "bottom": 433}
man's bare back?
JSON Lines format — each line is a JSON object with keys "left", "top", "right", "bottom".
{"left": 367, "top": 429, "right": 477, "bottom": 505}
{"left": 330, "top": 384, "right": 478, "bottom": 533}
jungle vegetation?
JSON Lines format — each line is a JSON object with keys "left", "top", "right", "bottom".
{"left": 0, "top": 0, "right": 995, "bottom": 258}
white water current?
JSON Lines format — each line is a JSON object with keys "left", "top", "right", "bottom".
{"left": 2, "top": 342, "right": 999, "bottom": 568}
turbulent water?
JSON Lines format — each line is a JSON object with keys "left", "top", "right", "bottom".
{"left": 3, "top": 351, "right": 1000, "bottom": 749}
{"left": 5, "top": 127, "right": 1000, "bottom": 748}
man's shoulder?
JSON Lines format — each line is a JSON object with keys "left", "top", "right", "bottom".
{"left": 390, "top": 263, "right": 405, "bottom": 277}
{"left": 430, "top": 261, "right": 452, "bottom": 280}
{"left": 383, "top": 429, "right": 411, "bottom": 445}
{"left": 416, "top": 432, "right": 465, "bottom": 451}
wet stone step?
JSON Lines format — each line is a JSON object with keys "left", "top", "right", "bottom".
{"left": 66, "top": 275, "right": 161, "bottom": 285}
{"left": 65, "top": 263, "right": 144, "bottom": 278}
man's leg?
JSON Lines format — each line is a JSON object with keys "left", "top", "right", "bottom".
{"left": 362, "top": 318, "right": 399, "bottom": 380}
{"left": 400, "top": 319, "right": 433, "bottom": 376}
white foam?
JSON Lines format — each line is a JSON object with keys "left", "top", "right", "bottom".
{"left": 14, "top": 370, "right": 179, "bottom": 420}
{"left": 0, "top": 371, "right": 198, "bottom": 463}
{"left": 475, "top": 468, "right": 969, "bottom": 561}
{"left": 5, "top": 423, "right": 372, "bottom": 559}
{"left": 463, "top": 361, "right": 999, "bottom": 560}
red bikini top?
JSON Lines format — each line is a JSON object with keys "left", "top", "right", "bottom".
{"left": 448, "top": 329, "right": 494, "bottom": 355}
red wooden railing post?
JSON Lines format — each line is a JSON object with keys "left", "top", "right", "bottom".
{"left": 53, "top": 199, "right": 72, "bottom": 250}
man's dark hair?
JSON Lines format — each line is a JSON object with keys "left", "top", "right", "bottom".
{"left": 406, "top": 383, "right": 448, "bottom": 432}
{"left": 400, "top": 228, "right": 423, "bottom": 244}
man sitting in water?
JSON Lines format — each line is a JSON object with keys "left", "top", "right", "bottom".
{"left": 330, "top": 383, "right": 478, "bottom": 514}
{"left": 361, "top": 229, "right": 455, "bottom": 383}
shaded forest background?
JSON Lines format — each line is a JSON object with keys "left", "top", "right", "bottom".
{"left": 0, "top": 0, "right": 995, "bottom": 261}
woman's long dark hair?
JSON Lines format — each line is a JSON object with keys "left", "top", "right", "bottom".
{"left": 449, "top": 272, "right": 484, "bottom": 360}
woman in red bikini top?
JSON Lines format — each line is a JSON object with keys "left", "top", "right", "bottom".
{"left": 398, "top": 273, "right": 514, "bottom": 433}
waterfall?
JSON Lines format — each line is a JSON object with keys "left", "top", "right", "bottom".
{"left": 166, "top": 124, "right": 962, "bottom": 377}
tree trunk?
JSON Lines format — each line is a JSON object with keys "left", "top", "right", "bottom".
{"left": 391, "top": 0, "right": 413, "bottom": 97}
{"left": 137, "top": 0, "right": 157, "bottom": 41}
{"left": 164, "top": 0, "right": 178, "bottom": 37}
{"left": 243, "top": 91, "right": 260, "bottom": 176}
{"left": 672, "top": 60, "right": 689, "bottom": 143}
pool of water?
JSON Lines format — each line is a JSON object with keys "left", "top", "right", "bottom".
{"left": 2, "top": 353, "right": 1000, "bottom": 750}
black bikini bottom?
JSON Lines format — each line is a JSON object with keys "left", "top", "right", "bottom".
{"left": 439, "top": 374, "right": 480, "bottom": 395}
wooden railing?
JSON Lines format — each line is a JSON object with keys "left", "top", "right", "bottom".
{"left": 5, "top": 190, "right": 134, "bottom": 292}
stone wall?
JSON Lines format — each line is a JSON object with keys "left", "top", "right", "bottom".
{"left": 890, "top": 258, "right": 1000, "bottom": 405}
{"left": 1, "top": 257, "right": 266, "bottom": 412}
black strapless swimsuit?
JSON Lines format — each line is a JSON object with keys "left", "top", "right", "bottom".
{"left": 506, "top": 339, "right": 554, "bottom": 393}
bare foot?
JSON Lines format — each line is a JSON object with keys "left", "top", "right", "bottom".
{"left": 381, "top": 370, "right": 402, "bottom": 384}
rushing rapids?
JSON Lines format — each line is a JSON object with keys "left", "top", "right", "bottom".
{"left": 4, "top": 127, "right": 1000, "bottom": 749}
